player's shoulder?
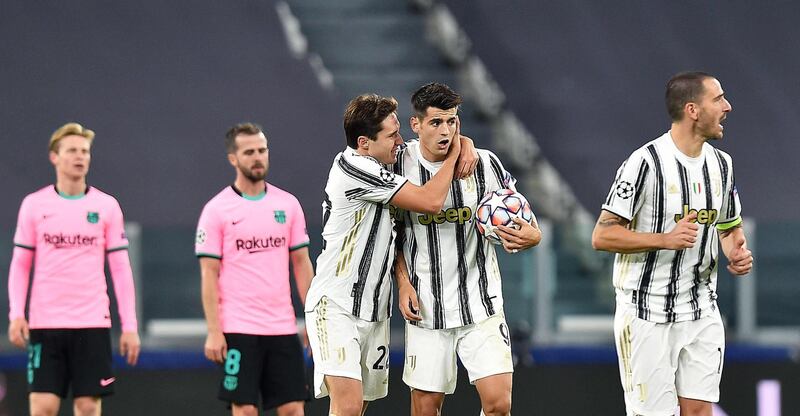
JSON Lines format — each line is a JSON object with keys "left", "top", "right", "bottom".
{"left": 477, "top": 147, "right": 500, "bottom": 162}
{"left": 22, "top": 185, "right": 55, "bottom": 201}
{"left": 623, "top": 133, "right": 669, "bottom": 165}
{"left": 704, "top": 143, "right": 733, "bottom": 163}
{"left": 203, "top": 186, "right": 237, "bottom": 208}
{"left": 340, "top": 148, "right": 381, "bottom": 170}
{"left": 86, "top": 185, "right": 117, "bottom": 201}
{"left": 265, "top": 182, "right": 301, "bottom": 204}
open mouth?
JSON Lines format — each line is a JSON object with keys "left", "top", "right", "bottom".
{"left": 437, "top": 138, "right": 450, "bottom": 149}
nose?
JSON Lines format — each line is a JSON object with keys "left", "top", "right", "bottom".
{"left": 723, "top": 98, "right": 732, "bottom": 112}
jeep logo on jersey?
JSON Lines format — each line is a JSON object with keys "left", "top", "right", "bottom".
{"left": 274, "top": 210, "right": 286, "bottom": 224}
{"left": 674, "top": 205, "right": 718, "bottom": 224}
{"left": 43, "top": 233, "right": 98, "bottom": 248}
{"left": 87, "top": 212, "right": 99, "bottom": 223}
{"left": 235, "top": 236, "right": 287, "bottom": 253}
{"left": 417, "top": 207, "right": 473, "bottom": 226}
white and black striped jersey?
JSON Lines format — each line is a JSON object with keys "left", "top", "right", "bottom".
{"left": 396, "top": 140, "right": 516, "bottom": 330}
{"left": 306, "top": 147, "right": 408, "bottom": 322}
{"left": 602, "top": 132, "right": 742, "bottom": 323}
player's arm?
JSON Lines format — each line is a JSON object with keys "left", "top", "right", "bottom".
{"left": 200, "top": 257, "right": 227, "bottom": 363}
{"left": 107, "top": 250, "right": 141, "bottom": 366}
{"left": 719, "top": 224, "right": 753, "bottom": 276}
{"left": 394, "top": 249, "right": 421, "bottom": 321}
{"left": 8, "top": 246, "right": 33, "bottom": 349}
{"left": 390, "top": 119, "right": 462, "bottom": 214}
{"left": 455, "top": 135, "right": 479, "bottom": 179}
{"left": 591, "top": 209, "right": 699, "bottom": 254}
{"left": 290, "top": 246, "right": 314, "bottom": 307}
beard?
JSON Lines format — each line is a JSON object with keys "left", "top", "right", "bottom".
{"left": 240, "top": 163, "right": 267, "bottom": 182}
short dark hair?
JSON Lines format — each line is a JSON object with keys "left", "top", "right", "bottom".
{"left": 665, "top": 71, "right": 714, "bottom": 121}
{"left": 411, "top": 82, "right": 463, "bottom": 119}
{"left": 343, "top": 94, "right": 398, "bottom": 149}
{"left": 225, "top": 122, "right": 263, "bottom": 153}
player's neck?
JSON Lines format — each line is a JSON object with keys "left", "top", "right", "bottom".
{"left": 55, "top": 176, "right": 87, "bottom": 197}
{"left": 420, "top": 146, "right": 445, "bottom": 164}
{"left": 669, "top": 124, "right": 704, "bottom": 158}
{"left": 234, "top": 178, "right": 266, "bottom": 198}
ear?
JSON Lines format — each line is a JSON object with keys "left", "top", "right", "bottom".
{"left": 685, "top": 102, "right": 700, "bottom": 121}
{"left": 227, "top": 153, "right": 238, "bottom": 167}
{"left": 410, "top": 115, "right": 421, "bottom": 134}
{"left": 357, "top": 135, "right": 371, "bottom": 150}
{"left": 48, "top": 151, "right": 58, "bottom": 166}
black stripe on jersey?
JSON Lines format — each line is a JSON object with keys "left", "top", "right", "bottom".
{"left": 632, "top": 159, "right": 650, "bottom": 213}
{"left": 407, "top": 216, "right": 422, "bottom": 327}
{"left": 344, "top": 188, "right": 373, "bottom": 200}
{"left": 665, "top": 160, "right": 690, "bottom": 322}
{"left": 488, "top": 153, "right": 505, "bottom": 187}
{"left": 338, "top": 156, "right": 395, "bottom": 189}
{"left": 394, "top": 146, "right": 406, "bottom": 175}
{"left": 728, "top": 165, "right": 738, "bottom": 219}
{"left": 690, "top": 161, "right": 714, "bottom": 320}
{"left": 451, "top": 180, "right": 474, "bottom": 326}
{"left": 321, "top": 193, "right": 332, "bottom": 250}
{"left": 352, "top": 206, "right": 384, "bottom": 317}
{"left": 371, "top": 230, "right": 394, "bottom": 322}
{"left": 419, "top": 166, "right": 445, "bottom": 329}
{"left": 714, "top": 150, "right": 729, "bottom": 200}
{"left": 638, "top": 144, "right": 665, "bottom": 320}
{"left": 604, "top": 158, "right": 629, "bottom": 206}
{"left": 474, "top": 160, "right": 495, "bottom": 317}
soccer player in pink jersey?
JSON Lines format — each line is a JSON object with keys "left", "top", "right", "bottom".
{"left": 7, "top": 122, "right": 141, "bottom": 416}
{"left": 196, "top": 123, "right": 314, "bottom": 416}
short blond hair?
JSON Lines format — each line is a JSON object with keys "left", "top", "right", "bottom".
{"left": 49, "top": 122, "right": 95, "bottom": 153}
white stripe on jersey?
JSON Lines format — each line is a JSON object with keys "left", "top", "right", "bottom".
{"left": 602, "top": 132, "right": 742, "bottom": 323}
{"left": 306, "top": 148, "right": 408, "bottom": 322}
{"left": 397, "top": 141, "right": 514, "bottom": 330}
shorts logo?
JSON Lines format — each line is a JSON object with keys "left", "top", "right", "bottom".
{"left": 223, "top": 375, "right": 238, "bottom": 391}
{"left": 406, "top": 355, "right": 416, "bottom": 371}
{"left": 224, "top": 349, "right": 242, "bottom": 391}
{"left": 100, "top": 377, "right": 115, "bottom": 387}
{"left": 196, "top": 229, "right": 207, "bottom": 245}
{"left": 87, "top": 212, "right": 99, "bottom": 223}
{"left": 274, "top": 210, "right": 286, "bottom": 224}
{"left": 615, "top": 181, "right": 634, "bottom": 199}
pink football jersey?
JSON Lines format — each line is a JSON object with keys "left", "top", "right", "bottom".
{"left": 196, "top": 183, "right": 309, "bottom": 335}
{"left": 9, "top": 185, "right": 137, "bottom": 331}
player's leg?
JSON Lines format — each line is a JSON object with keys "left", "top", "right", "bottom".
{"left": 613, "top": 306, "right": 679, "bottom": 416}
{"left": 457, "top": 315, "right": 514, "bottom": 416}
{"left": 402, "top": 323, "right": 457, "bottom": 416}
{"left": 70, "top": 329, "right": 115, "bottom": 416}
{"left": 72, "top": 397, "right": 101, "bottom": 416}
{"left": 261, "top": 334, "right": 308, "bottom": 416}
{"left": 675, "top": 309, "right": 725, "bottom": 416}
{"left": 305, "top": 296, "right": 369, "bottom": 416}
{"left": 28, "top": 329, "right": 68, "bottom": 416}
{"left": 218, "top": 333, "right": 264, "bottom": 415}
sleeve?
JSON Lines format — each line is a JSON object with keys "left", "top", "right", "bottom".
{"left": 8, "top": 246, "right": 34, "bottom": 321}
{"left": 601, "top": 150, "right": 651, "bottom": 221}
{"left": 288, "top": 197, "right": 310, "bottom": 251}
{"left": 12, "top": 196, "right": 36, "bottom": 250}
{"left": 339, "top": 154, "right": 409, "bottom": 204}
{"left": 716, "top": 159, "right": 742, "bottom": 230}
{"left": 105, "top": 199, "right": 130, "bottom": 252}
{"left": 108, "top": 249, "right": 138, "bottom": 332}
{"left": 195, "top": 203, "right": 223, "bottom": 259}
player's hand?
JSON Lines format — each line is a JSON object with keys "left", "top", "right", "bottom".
{"left": 446, "top": 117, "right": 462, "bottom": 160}
{"left": 205, "top": 331, "right": 228, "bottom": 364}
{"left": 120, "top": 331, "right": 141, "bottom": 366}
{"left": 663, "top": 212, "right": 699, "bottom": 250}
{"left": 300, "top": 327, "right": 312, "bottom": 358}
{"left": 455, "top": 135, "right": 479, "bottom": 179}
{"left": 496, "top": 217, "right": 542, "bottom": 253}
{"left": 8, "top": 318, "right": 29, "bottom": 349}
{"left": 398, "top": 281, "right": 422, "bottom": 322}
{"left": 727, "top": 233, "right": 753, "bottom": 276}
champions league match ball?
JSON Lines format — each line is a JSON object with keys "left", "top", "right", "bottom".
{"left": 475, "top": 189, "right": 536, "bottom": 244}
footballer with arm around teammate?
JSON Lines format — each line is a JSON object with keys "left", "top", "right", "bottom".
{"left": 197, "top": 123, "right": 313, "bottom": 416}
{"left": 8, "top": 122, "right": 140, "bottom": 416}
{"left": 592, "top": 71, "right": 752, "bottom": 416}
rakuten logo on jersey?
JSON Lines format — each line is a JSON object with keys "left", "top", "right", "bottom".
{"left": 43, "top": 233, "right": 98, "bottom": 248}
{"left": 235, "top": 236, "right": 287, "bottom": 253}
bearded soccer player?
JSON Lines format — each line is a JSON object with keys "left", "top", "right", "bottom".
{"left": 196, "top": 123, "right": 314, "bottom": 416}
{"left": 304, "top": 94, "right": 479, "bottom": 416}
{"left": 592, "top": 72, "right": 753, "bottom": 416}
{"left": 394, "top": 83, "right": 541, "bottom": 416}
{"left": 8, "top": 122, "right": 140, "bottom": 416}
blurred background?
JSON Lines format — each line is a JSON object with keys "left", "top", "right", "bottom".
{"left": 1, "top": 0, "right": 799, "bottom": 414}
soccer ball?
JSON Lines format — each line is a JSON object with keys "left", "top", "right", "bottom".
{"left": 475, "top": 189, "right": 535, "bottom": 244}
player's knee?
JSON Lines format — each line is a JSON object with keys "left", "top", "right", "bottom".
{"left": 276, "top": 401, "right": 304, "bottom": 416}
{"left": 232, "top": 403, "right": 259, "bottom": 416}
{"left": 30, "top": 407, "right": 59, "bottom": 416}
{"left": 481, "top": 395, "right": 511, "bottom": 416}
{"left": 73, "top": 397, "right": 101, "bottom": 416}
{"left": 332, "top": 399, "right": 363, "bottom": 416}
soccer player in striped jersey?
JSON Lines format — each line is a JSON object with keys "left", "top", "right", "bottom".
{"left": 592, "top": 72, "right": 753, "bottom": 416}
{"left": 394, "top": 83, "right": 542, "bottom": 416}
{"left": 304, "top": 94, "right": 474, "bottom": 416}
{"left": 196, "top": 123, "right": 313, "bottom": 416}
{"left": 8, "top": 122, "right": 140, "bottom": 416}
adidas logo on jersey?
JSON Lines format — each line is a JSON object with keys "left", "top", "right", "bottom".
{"left": 417, "top": 207, "right": 473, "bottom": 226}
{"left": 674, "top": 205, "right": 718, "bottom": 225}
